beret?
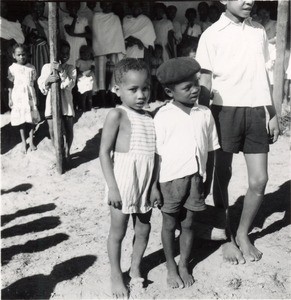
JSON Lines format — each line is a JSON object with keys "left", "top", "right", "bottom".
{"left": 156, "top": 57, "right": 201, "bottom": 85}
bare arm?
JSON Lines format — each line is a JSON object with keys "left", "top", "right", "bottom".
{"left": 150, "top": 154, "right": 163, "bottom": 208}
{"left": 99, "top": 109, "right": 123, "bottom": 209}
{"left": 199, "top": 70, "right": 212, "bottom": 107}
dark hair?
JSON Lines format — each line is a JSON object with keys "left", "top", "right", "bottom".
{"left": 177, "top": 39, "right": 198, "bottom": 58}
{"left": 79, "top": 45, "right": 92, "bottom": 55}
{"left": 12, "top": 43, "right": 28, "bottom": 54}
{"left": 114, "top": 58, "right": 150, "bottom": 84}
{"left": 166, "top": 5, "right": 177, "bottom": 13}
{"left": 185, "top": 8, "right": 197, "bottom": 19}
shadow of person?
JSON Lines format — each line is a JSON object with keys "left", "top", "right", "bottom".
{"left": 1, "top": 255, "right": 97, "bottom": 299}
{"left": 2, "top": 233, "right": 69, "bottom": 266}
{"left": 1, "top": 216, "right": 61, "bottom": 239}
{"left": 1, "top": 183, "right": 33, "bottom": 196}
{"left": 1, "top": 203, "right": 56, "bottom": 226}
{"left": 1, "top": 122, "right": 20, "bottom": 154}
{"left": 229, "top": 180, "right": 291, "bottom": 241}
{"left": 69, "top": 129, "right": 102, "bottom": 170}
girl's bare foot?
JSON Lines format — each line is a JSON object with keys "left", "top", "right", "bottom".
{"left": 29, "top": 144, "right": 37, "bottom": 151}
{"left": 222, "top": 241, "right": 245, "bottom": 265}
{"left": 236, "top": 233, "right": 263, "bottom": 262}
{"left": 21, "top": 143, "right": 27, "bottom": 154}
{"left": 178, "top": 263, "right": 194, "bottom": 288}
{"left": 111, "top": 274, "right": 129, "bottom": 299}
{"left": 167, "top": 266, "right": 184, "bottom": 289}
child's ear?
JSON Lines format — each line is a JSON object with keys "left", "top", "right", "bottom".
{"left": 114, "top": 84, "right": 120, "bottom": 97}
{"left": 164, "top": 87, "right": 173, "bottom": 98}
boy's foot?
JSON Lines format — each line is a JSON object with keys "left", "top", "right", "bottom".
{"left": 129, "top": 267, "right": 142, "bottom": 280}
{"left": 111, "top": 274, "right": 129, "bottom": 299}
{"left": 178, "top": 264, "right": 194, "bottom": 288}
{"left": 167, "top": 269, "right": 184, "bottom": 289}
{"left": 235, "top": 234, "right": 262, "bottom": 262}
{"left": 222, "top": 241, "right": 245, "bottom": 265}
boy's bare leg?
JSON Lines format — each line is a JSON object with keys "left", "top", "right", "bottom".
{"left": 108, "top": 206, "right": 130, "bottom": 299}
{"left": 235, "top": 153, "right": 267, "bottom": 262}
{"left": 213, "top": 150, "right": 245, "bottom": 264}
{"left": 130, "top": 211, "right": 152, "bottom": 280}
{"left": 162, "top": 212, "right": 184, "bottom": 289}
{"left": 28, "top": 125, "right": 37, "bottom": 151}
{"left": 19, "top": 125, "right": 27, "bottom": 154}
{"left": 178, "top": 209, "right": 195, "bottom": 288}
{"left": 47, "top": 118, "right": 55, "bottom": 148}
{"left": 63, "top": 116, "right": 74, "bottom": 162}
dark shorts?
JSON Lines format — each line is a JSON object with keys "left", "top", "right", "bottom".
{"left": 211, "top": 105, "right": 269, "bottom": 154}
{"left": 160, "top": 173, "right": 206, "bottom": 214}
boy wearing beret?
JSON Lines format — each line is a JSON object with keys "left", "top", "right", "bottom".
{"left": 150, "top": 57, "right": 220, "bottom": 288}
{"left": 196, "top": 0, "right": 280, "bottom": 265}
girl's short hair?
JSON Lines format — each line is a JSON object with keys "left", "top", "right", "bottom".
{"left": 59, "top": 39, "right": 70, "bottom": 50}
{"left": 12, "top": 43, "right": 28, "bottom": 54}
{"left": 114, "top": 58, "right": 150, "bottom": 84}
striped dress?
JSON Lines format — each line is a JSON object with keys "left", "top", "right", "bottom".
{"left": 111, "top": 105, "right": 156, "bottom": 214}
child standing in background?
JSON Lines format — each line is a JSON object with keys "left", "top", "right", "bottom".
{"left": 76, "top": 45, "right": 97, "bottom": 111}
{"left": 100, "top": 58, "right": 156, "bottom": 299}
{"left": 8, "top": 43, "right": 40, "bottom": 154}
{"left": 150, "top": 44, "right": 164, "bottom": 102}
{"left": 38, "top": 40, "right": 76, "bottom": 165}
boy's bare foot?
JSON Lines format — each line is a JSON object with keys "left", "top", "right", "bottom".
{"left": 222, "top": 241, "right": 245, "bottom": 265}
{"left": 111, "top": 274, "right": 129, "bottom": 299}
{"left": 167, "top": 267, "right": 184, "bottom": 289}
{"left": 236, "top": 234, "right": 262, "bottom": 262}
{"left": 178, "top": 264, "right": 194, "bottom": 288}
{"left": 129, "top": 266, "right": 143, "bottom": 282}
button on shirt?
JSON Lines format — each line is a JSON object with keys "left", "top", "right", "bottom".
{"left": 154, "top": 102, "right": 220, "bottom": 183}
{"left": 196, "top": 13, "right": 272, "bottom": 107}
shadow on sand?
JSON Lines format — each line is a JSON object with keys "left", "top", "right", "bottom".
{"left": 1, "top": 203, "right": 56, "bottom": 226}
{"left": 1, "top": 216, "right": 61, "bottom": 239}
{"left": 1, "top": 255, "right": 97, "bottom": 299}
{"left": 1, "top": 183, "right": 33, "bottom": 196}
{"left": 69, "top": 129, "right": 102, "bottom": 170}
{"left": 1, "top": 233, "right": 69, "bottom": 266}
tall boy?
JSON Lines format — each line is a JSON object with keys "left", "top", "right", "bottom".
{"left": 151, "top": 57, "right": 220, "bottom": 288}
{"left": 196, "top": 0, "right": 280, "bottom": 264}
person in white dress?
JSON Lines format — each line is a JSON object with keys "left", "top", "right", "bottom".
{"left": 8, "top": 44, "right": 40, "bottom": 154}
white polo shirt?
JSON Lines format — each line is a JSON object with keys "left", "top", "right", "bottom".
{"left": 154, "top": 102, "right": 220, "bottom": 183}
{"left": 196, "top": 13, "right": 272, "bottom": 107}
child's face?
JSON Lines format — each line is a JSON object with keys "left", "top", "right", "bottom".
{"left": 167, "top": 75, "right": 200, "bottom": 107}
{"left": 59, "top": 46, "right": 70, "bottom": 64}
{"left": 66, "top": 2, "right": 80, "bottom": 16}
{"left": 223, "top": 0, "right": 254, "bottom": 22}
{"left": 80, "top": 49, "right": 91, "bottom": 60}
{"left": 13, "top": 47, "right": 27, "bottom": 65}
{"left": 115, "top": 70, "right": 150, "bottom": 112}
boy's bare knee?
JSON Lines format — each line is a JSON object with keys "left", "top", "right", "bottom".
{"left": 249, "top": 175, "right": 268, "bottom": 195}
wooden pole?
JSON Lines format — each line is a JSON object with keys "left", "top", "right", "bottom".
{"left": 273, "top": 0, "right": 289, "bottom": 117}
{"left": 48, "top": 2, "right": 64, "bottom": 174}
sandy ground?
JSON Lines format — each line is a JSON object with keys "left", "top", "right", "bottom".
{"left": 1, "top": 103, "right": 290, "bottom": 299}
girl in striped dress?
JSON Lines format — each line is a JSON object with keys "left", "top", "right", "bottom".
{"left": 100, "top": 58, "right": 156, "bottom": 299}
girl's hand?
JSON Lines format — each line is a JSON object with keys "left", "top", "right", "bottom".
{"left": 46, "top": 74, "right": 60, "bottom": 85}
{"left": 108, "top": 187, "right": 122, "bottom": 209}
{"left": 150, "top": 185, "right": 163, "bottom": 208}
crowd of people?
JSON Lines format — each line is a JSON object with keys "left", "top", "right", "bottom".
{"left": 0, "top": 1, "right": 290, "bottom": 299}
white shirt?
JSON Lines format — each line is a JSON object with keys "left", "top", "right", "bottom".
{"left": 181, "top": 23, "right": 202, "bottom": 37}
{"left": 154, "top": 102, "right": 220, "bottom": 183}
{"left": 196, "top": 13, "right": 272, "bottom": 107}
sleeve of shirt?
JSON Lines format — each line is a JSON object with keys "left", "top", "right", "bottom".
{"left": 7, "top": 66, "right": 14, "bottom": 82}
{"left": 37, "top": 64, "right": 49, "bottom": 95}
{"left": 153, "top": 114, "right": 165, "bottom": 155}
{"left": 196, "top": 30, "right": 214, "bottom": 72}
{"left": 60, "top": 65, "right": 77, "bottom": 90}
{"left": 207, "top": 110, "right": 220, "bottom": 152}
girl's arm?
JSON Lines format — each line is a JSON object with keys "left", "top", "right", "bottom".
{"left": 150, "top": 154, "right": 162, "bottom": 208}
{"left": 99, "top": 109, "right": 123, "bottom": 209}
